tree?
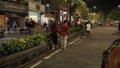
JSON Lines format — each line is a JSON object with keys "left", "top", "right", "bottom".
{"left": 75, "top": 1, "right": 90, "bottom": 18}
{"left": 107, "top": 8, "right": 120, "bottom": 21}
{"left": 97, "top": 11, "right": 105, "bottom": 22}
{"left": 41, "top": 0, "right": 90, "bottom": 22}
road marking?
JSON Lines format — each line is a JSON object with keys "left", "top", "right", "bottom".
{"left": 68, "top": 37, "right": 80, "bottom": 46}
{"left": 30, "top": 61, "right": 42, "bottom": 68}
{"left": 30, "top": 37, "right": 79, "bottom": 68}
{"left": 44, "top": 49, "right": 62, "bottom": 60}
{"left": 44, "top": 37, "right": 80, "bottom": 60}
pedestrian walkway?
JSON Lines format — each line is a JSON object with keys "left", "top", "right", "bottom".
{"left": 29, "top": 27, "right": 119, "bottom": 68}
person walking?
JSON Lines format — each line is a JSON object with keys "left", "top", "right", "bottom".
{"left": 59, "top": 20, "right": 69, "bottom": 49}
{"left": 12, "top": 21, "right": 17, "bottom": 32}
{"left": 0, "top": 25, "right": 4, "bottom": 37}
{"left": 25, "top": 19, "right": 30, "bottom": 34}
{"left": 34, "top": 22, "right": 41, "bottom": 34}
{"left": 43, "top": 22, "right": 47, "bottom": 33}
{"left": 6, "top": 20, "right": 11, "bottom": 34}
{"left": 86, "top": 21, "right": 91, "bottom": 37}
{"left": 50, "top": 20, "right": 59, "bottom": 50}
{"left": 29, "top": 18, "right": 35, "bottom": 33}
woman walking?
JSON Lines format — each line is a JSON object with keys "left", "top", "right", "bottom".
{"left": 50, "top": 20, "right": 59, "bottom": 50}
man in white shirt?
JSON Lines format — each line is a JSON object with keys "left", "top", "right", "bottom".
{"left": 86, "top": 22, "right": 91, "bottom": 34}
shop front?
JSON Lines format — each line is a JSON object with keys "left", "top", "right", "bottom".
{"left": 28, "top": 11, "right": 41, "bottom": 23}
{"left": 42, "top": 13, "right": 55, "bottom": 25}
{"left": 0, "top": 15, "right": 5, "bottom": 28}
{"left": 28, "top": 0, "right": 44, "bottom": 24}
{"left": 0, "top": 1, "right": 28, "bottom": 29}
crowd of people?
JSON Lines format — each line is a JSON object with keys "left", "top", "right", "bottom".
{"left": 49, "top": 19, "right": 93, "bottom": 50}
{"left": 0, "top": 17, "right": 92, "bottom": 50}
{"left": 49, "top": 20, "right": 69, "bottom": 50}
{"left": 1, "top": 17, "right": 120, "bottom": 51}
{"left": 2, "top": 16, "right": 120, "bottom": 51}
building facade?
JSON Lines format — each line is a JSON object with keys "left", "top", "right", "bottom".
{"left": 0, "top": 0, "right": 28, "bottom": 29}
{"left": 28, "top": 0, "right": 45, "bottom": 24}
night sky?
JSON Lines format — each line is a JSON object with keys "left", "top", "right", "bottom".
{"left": 84, "top": 0, "right": 120, "bottom": 15}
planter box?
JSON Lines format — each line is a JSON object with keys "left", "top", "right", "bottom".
{"left": 0, "top": 44, "right": 51, "bottom": 68}
{"left": 69, "top": 32, "right": 80, "bottom": 40}
{"left": 0, "top": 32, "right": 80, "bottom": 67}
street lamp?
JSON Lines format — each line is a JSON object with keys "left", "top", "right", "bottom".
{"left": 46, "top": 4, "right": 50, "bottom": 14}
{"left": 93, "top": 6, "right": 96, "bottom": 9}
{"left": 118, "top": 5, "right": 120, "bottom": 8}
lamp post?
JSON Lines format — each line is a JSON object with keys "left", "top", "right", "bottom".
{"left": 118, "top": 5, "right": 120, "bottom": 8}
{"left": 46, "top": 4, "right": 50, "bottom": 14}
{"left": 93, "top": 5, "right": 96, "bottom": 13}
{"left": 93, "top": 6, "right": 96, "bottom": 21}
{"left": 93, "top": 5, "right": 96, "bottom": 9}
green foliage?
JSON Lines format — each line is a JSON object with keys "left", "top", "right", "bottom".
{"left": 0, "top": 45, "right": 6, "bottom": 57}
{"left": 75, "top": 1, "right": 90, "bottom": 18}
{"left": 5, "top": 38, "right": 26, "bottom": 54}
{"left": 107, "top": 8, "right": 120, "bottom": 21}
{"left": 70, "top": 27, "right": 82, "bottom": 33}
{"left": 42, "top": 0, "right": 90, "bottom": 20}
{"left": 97, "top": 11, "right": 105, "bottom": 22}
{"left": 0, "top": 34, "right": 48, "bottom": 58}
{"left": 0, "top": 28, "right": 82, "bottom": 58}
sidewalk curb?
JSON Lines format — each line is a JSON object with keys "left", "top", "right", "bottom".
{"left": 29, "top": 35, "right": 80, "bottom": 68}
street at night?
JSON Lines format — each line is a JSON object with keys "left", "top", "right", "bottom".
{"left": 0, "top": 0, "right": 120, "bottom": 68}
{"left": 22, "top": 27, "right": 119, "bottom": 68}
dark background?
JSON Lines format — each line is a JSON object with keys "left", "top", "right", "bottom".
{"left": 84, "top": 0, "right": 120, "bottom": 15}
